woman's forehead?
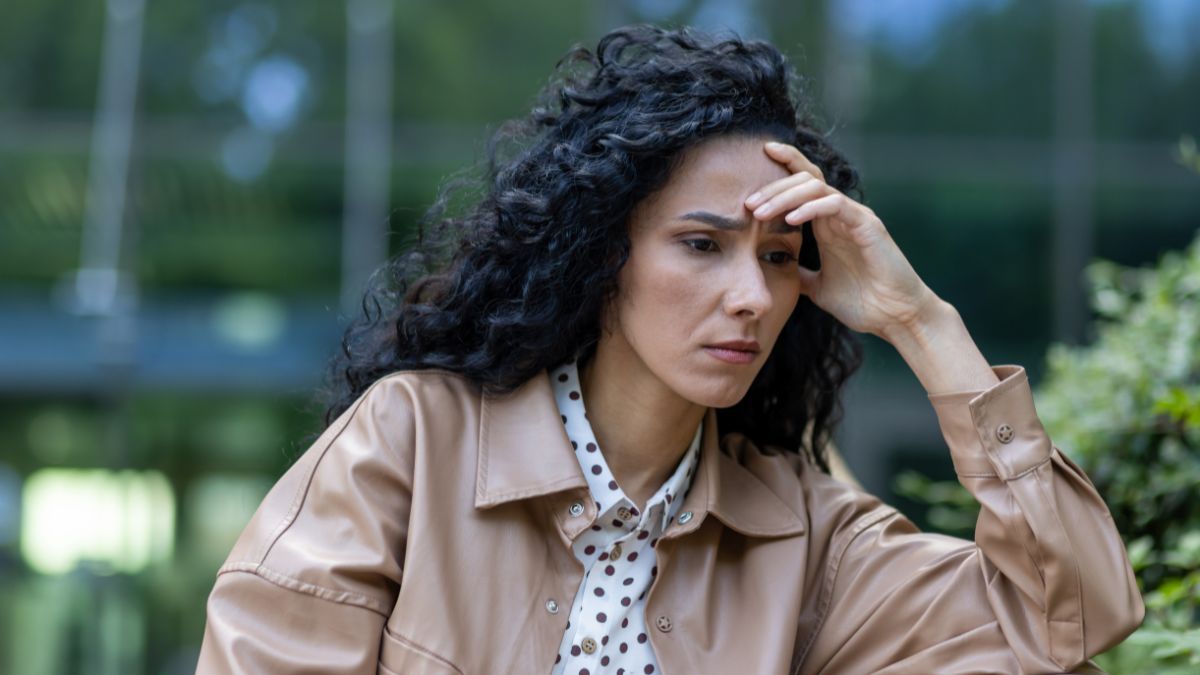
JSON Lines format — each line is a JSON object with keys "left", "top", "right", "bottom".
{"left": 654, "top": 136, "right": 790, "bottom": 210}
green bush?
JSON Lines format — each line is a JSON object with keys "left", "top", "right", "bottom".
{"left": 895, "top": 227, "right": 1200, "bottom": 673}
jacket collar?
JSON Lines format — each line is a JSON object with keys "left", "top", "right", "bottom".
{"left": 474, "top": 369, "right": 807, "bottom": 538}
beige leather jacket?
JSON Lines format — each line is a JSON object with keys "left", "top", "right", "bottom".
{"left": 197, "top": 365, "right": 1144, "bottom": 674}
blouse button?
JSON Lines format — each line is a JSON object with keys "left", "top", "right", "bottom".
{"left": 617, "top": 506, "right": 633, "bottom": 521}
{"left": 678, "top": 511, "right": 694, "bottom": 524}
{"left": 545, "top": 599, "right": 560, "bottom": 614}
{"left": 610, "top": 543, "right": 623, "bottom": 560}
{"left": 569, "top": 501, "right": 585, "bottom": 517}
{"left": 581, "top": 637, "right": 598, "bottom": 654}
{"left": 996, "top": 424, "right": 1015, "bottom": 444}
{"left": 655, "top": 615, "right": 673, "bottom": 632}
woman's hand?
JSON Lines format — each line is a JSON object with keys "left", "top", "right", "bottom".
{"left": 745, "top": 141, "right": 941, "bottom": 343}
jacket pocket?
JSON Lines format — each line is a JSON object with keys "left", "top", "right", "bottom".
{"left": 378, "top": 625, "right": 464, "bottom": 675}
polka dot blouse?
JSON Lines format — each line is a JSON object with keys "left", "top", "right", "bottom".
{"left": 549, "top": 357, "right": 702, "bottom": 675}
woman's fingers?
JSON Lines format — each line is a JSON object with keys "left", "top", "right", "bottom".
{"left": 763, "top": 142, "right": 825, "bottom": 182}
{"left": 787, "top": 193, "right": 864, "bottom": 230}
{"left": 752, "top": 180, "right": 829, "bottom": 222}
{"left": 745, "top": 171, "right": 820, "bottom": 210}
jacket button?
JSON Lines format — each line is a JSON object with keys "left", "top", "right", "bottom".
{"left": 655, "top": 615, "right": 673, "bottom": 632}
{"left": 996, "top": 424, "right": 1015, "bottom": 444}
{"left": 581, "top": 637, "right": 597, "bottom": 654}
{"left": 569, "top": 501, "right": 585, "bottom": 517}
{"left": 678, "top": 511, "right": 693, "bottom": 524}
{"left": 545, "top": 599, "right": 559, "bottom": 614}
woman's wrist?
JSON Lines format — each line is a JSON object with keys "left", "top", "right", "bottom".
{"left": 882, "top": 297, "right": 1000, "bottom": 395}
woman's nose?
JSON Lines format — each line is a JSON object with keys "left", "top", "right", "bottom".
{"left": 723, "top": 254, "right": 773, "bottom": 318}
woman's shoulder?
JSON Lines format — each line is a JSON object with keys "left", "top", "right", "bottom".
{"left": 717, "top": 431, "right": 898, "bottom": 540}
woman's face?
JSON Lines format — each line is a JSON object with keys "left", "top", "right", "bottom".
{"left": 602, "top": 134, "right": 804, "bottom": 408}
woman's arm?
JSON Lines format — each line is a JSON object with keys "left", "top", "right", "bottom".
{"left": 799, "top": 358, "right": 1143, "bottom": 673}
{"left": 750, "top": 142, "right": 1144, "bottom": 671}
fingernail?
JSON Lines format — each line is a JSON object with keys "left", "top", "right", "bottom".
{"left": 754, "top": 203, "right": 770, "bottom": 217}
{"left": 746, "top": 192, "right": 763, "bottom": 205}
{"left": 765, "top": 141, "right": 785, "bottom": 150}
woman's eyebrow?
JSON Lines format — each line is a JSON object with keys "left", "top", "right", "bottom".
{"left": 678, "top": 210, "right": 799, "bottom": 233}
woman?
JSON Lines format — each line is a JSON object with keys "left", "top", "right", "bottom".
{"left": 197, "top": 25, "right": 1143, "bottom": 674}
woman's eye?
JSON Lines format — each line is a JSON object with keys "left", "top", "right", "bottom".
{"left": 764, "top": 251, "right": 798, "bottom": 265}
{"left": 683, "top": 238, "right": 718, "bottom": 253}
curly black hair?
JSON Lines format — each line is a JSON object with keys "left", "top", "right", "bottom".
{"left": 321, "top": 24, "right": 863, "bottom": 474}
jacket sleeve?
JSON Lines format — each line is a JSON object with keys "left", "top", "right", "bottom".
{"left": 195, "top": 376, "right": 415, "bottom": 674}
{"left": 803, "top": 365, "right": 1144, "bottom": 675}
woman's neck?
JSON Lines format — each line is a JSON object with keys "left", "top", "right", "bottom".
{"left": 577, "top": 345, "right": 707, "bottom": 512}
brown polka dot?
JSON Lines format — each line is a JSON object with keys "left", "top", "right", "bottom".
{"left": 601, "top": 635, "right": 609, "bottom": 645}
{"left": 598, "top": 552, "right": 609, "bottom": 561}
{"left": 630, "top": 506, "right": 639, "bottom": 516}
{"left": 644, "top": 666, "right": 655, "bottom": 674}
{"left": 597, "top": 612, "right": 607, "bottom": 622}
{"left": 651, "top": 566, "right": 658, "bottom": 576}
{"left": 561, "top": 415, "right": 567, "bottom": 423}
{"left": 591, "top": 525, "right": 602, "bottom": 531}
{"left": 586, "top": 442, "right": 597, "bottom": 452}
{"left": 619, "top": 642, "right": 628, "bottom": 653}
{"left": 580, "top": 670, "right": 589, "bottom": 675}
{"left": 584, "top": 545, "right": 596, "bottom": 555}
{"left": 556, "top": 654, "right": 561, "bottom": 664}
{"left": 622, "top": 577, "right": 634, "bottom": 585}
{"left": 637, "top": 633, "right": 648, "bottom": 644}
{"left": 650, "top": 538, "right": 658, "bottom": 548}
{"left": 621, "top": 617, "right": 629, "bottom": 628}
{"left": 612, "top": 519, "right": 624, "bottom": 527}
{"left": 621, "top": 596, "right": 631, "bottom": 606}
{"left": 594, "top": 587, "right": 605, "bottom": 597}
{"left": 558, "top": 373, "right": 568, "bottom": 382}
{"left": 605, "top": 564, "right": 615, "bottom": 575}
{"left": 569, "top": 391, "right": 580, "bottom": 400}
{"left": 637, "top": 531, "right": 649, "bottom": 540}
{"left": 571, "top": 645, "right": 581, "bottom": 656}
{"left": 601, "top": 656, "right": 610, "bottom": 666}
{"left": 591, "top": 465, "right": 602, "bottom": 475}
{"left": 666, "top": 494, "right": 673, "bottom": 503}
{"left": 571, "top": 441, "right": 578, "bottom": 449}
{"left": 608, "top": 480, "right": 619, "bottom": 490}
{"left": 627, "top": 552, "right": 639, "bottom": 562}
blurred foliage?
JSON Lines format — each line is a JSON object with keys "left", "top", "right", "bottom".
{"left": 896, "top": 221, "right": 1200, "bottom": 672}
{"left": 1179, "top": 135, "right": 1200, "bottom": 174}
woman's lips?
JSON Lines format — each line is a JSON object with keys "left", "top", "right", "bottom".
{"left": 703, "top": 346, "right": 758, "bottom": 364}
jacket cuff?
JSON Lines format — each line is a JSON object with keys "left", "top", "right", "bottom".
{"left": 927, "top": 365, "right": 1053, "bottom": 480}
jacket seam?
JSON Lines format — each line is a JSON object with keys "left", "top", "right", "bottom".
{"left": 250, "top": 376, "right": 391, "bottom": 564}
{"left": 1003, "top": 453, "right": 1053, "bottom": 481}
{"left": 483, "top": 476, "right": 587, "bottom": 504}
{"left": 383, "top": 624, "right": 465, "bottom": 674}
{"left": 1033, "top": 458, "right": 1085, "bottom": 669}
{"left": 252, "top": 369, "right": 449, "bottom": 566}
{"left": 791, "top": 503, "right": 898, "bottom": 673}
{"left": 216, "top": 563, "right": 392, "bottom": 617}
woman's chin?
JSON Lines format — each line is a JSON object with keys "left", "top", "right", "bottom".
{"left": 674, "top": 378, "right": 754, "bottom": 409}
